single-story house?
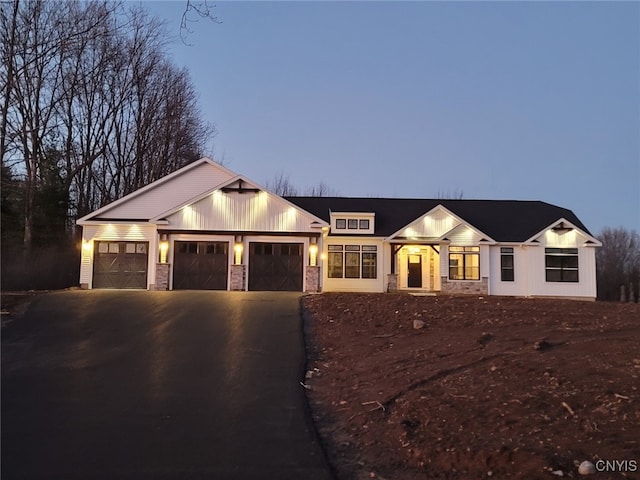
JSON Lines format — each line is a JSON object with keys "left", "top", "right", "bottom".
{"left": 77, "top": 158, "right": 601, "bottom": 300}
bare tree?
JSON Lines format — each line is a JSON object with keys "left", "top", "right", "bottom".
{"left": 181, "top": 0, "right": 221, "bottom": 45}
{"left": 267, "top": 171, "right": 298, "bottom": 196}
{"left": 596, "top": 227, "right": 640, "bottom": 301}
{"left": 305, "top": 181, "right": 338, "bottom": 197}
{"left": 1, "top": 0, "right": 214, "bottom": 247}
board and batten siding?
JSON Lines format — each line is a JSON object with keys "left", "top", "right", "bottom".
{"left": 96, "top": 163, "right": 234, "bottom": 220}
{"left": 489, "top": 245, "right": 529, "bottom": 296}
{"left": 80, "top": 223, "right": 158, "bottom": 288}
{"left": 396, "top": 207, "right": 459, "bottom": 238}
{"left": 166, "top": 191, "right": 321, "bottom": 233}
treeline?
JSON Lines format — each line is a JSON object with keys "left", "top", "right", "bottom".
{"left": 1, "top": 0, "right": 212, "bottom": 288}
{"left": 596, "top": 227, "right": 639, "bottom": 302}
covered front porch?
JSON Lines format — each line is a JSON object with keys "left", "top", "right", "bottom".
{"left": 388, "top": 243, "right": 442, "bottom": 292}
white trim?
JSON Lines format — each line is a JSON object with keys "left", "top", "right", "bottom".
{"left": 385, "top": 204, "right": 496, "bottom": 244}
{"left": 524, "top": 217, "right": 602, "bottom": 246}
{"left": 150, "top": 174, "right": 330, "bottom": 228}
{"left": 77, "top": 158, "right": 235, "bottom": 224}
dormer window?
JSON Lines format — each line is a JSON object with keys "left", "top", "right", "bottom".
{"left": 330, "top": 212, "right": 375, "bottom": 235}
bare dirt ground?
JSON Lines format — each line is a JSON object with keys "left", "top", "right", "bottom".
{"left": 303, "top": 293, "right": 640, "bottom": 480}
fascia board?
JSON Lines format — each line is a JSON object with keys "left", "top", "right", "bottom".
{"left": 524, "top": 217, "right": 602, "bottom": 246}
{"left": 77, "top": 220, "right": 158, "bottom": 226}
{"left": 385, "top": 204, "right": 496, "bottom": 243}
{"left": 151, "top": 174, "right": 330, "bottom": 228}
{"left": 76, "top": 157, "right": 233, "bottom": 224}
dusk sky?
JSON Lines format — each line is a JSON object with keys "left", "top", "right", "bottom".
{"left": 142, "top": 1, "right": 639, "bottom": 234}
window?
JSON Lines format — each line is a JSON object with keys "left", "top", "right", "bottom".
{"left": 328, "top": 245, "right": 343, "bottom": 278}
{"left": 327, "top": 245, "right": 377, "bottom": 279}
{"left": 362, "top": 245, "right": 377, "bottom": 279}
{"left": 500, "top": 247, "right": 514, "bottom": 282}
{"left": 545, "top": 248, "right": 578, "bottom": 282}
{"left": 333, "top": 217, "right": 373, "bottom": 233}
{"left": 449, "top": 246, "right": 480, "bottom": 280}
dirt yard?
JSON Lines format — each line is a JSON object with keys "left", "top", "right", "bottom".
{"left": 302, "top": 293, "right": 640, "bottom": 480}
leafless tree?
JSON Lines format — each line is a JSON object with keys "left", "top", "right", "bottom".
{"left": 267, "top": 171, "right": 298, "bottom": 196}
{"left": 1, "top": 0, "right": 213, "bottom": 249}
{"left": 181, "top": 0, "right": 221, "bottom": 45}
{"left": 596, "top": 227, "right": 640, "bottom": 301}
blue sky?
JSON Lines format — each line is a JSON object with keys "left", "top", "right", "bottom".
{"left": 142, "top": 1, "right": 639, "bottom": 234}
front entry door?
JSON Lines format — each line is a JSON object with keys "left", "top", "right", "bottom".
{"left": 407, "top": 255, "right": 422, "bottom": 288}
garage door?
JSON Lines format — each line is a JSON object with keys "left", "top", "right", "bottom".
{"left": 173, "top": 241, "right": 229, "bottom": 290}
{"left": 93, "top": 241, "right": 148, "bottom": 289}
{"left": 248, "top": 242, "right": 303, "bottom": 291}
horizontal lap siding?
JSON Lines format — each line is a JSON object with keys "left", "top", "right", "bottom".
{"left": 322, "top": 239, "right": 385, "bottom": 293}
{"left": 97, "top": 163, "right": 234, "bottom": 220}
{"left": 80, "top": 224, "right": 157, "bottom": 287}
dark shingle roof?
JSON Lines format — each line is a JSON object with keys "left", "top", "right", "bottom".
{"left": 285, "top": 197, "right": 591, "bottom": 242}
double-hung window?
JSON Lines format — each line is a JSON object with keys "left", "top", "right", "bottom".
{"left": 449, "top": 246, "right": 480, "bottom": 280}
{"left": 500, "top": 247, "right": 514, "bottom": 282}
{"left": 545, "top": 248, "right": 579, "bottom": 282}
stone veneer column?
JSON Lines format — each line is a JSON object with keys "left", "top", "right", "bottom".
{"left": 155, "top": 263, "right": 170, "bottom": 291}
{"left": 387, "top": 273, "right": 398, "bottom": 292}
{"left": 305, "top": 266, "right": 320, "bottom": 292}
{"left": 440, "top": 276, "right": 488, "bottom": 295}
{"left": 230, "top": 264, "right": 246, "bottom": 291}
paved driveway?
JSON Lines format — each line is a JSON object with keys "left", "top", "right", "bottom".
{"left": 1, "top": 291, "right": 333, "bottom": 480}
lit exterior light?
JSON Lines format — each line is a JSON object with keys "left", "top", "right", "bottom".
{"left": 159, "top": 241, "right": 169, "bottom": 263}
{"left": 234, "top": 243, "right": 244, "bottom": 265}
{"left": 82, "top": 240, "right": 93, "bottom": 252}
{"left": 309, "top": 244, "right": 318, "bottom": 266}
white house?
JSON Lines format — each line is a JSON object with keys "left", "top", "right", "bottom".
{"left": 77, "top": 158, "right": 601, "bottom": 300}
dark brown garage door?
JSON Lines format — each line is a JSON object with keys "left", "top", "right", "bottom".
{"left": 173, "top": 241, "right": 229, "bottom": 290}
{"left": 248, "top": 242, "right": 303, "bottom": 291}
{"left": 93, "top": 241, "right": 148, "bottom": 289}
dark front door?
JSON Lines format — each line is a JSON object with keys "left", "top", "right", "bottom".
{"left": 407, "top": 255, "right": 422, "bottom": 288}
{"left": 93, "top": 241, "right": 148, "bottom": 289}
{"left": 173, "top": 241, "right": 229, "bottom": 290}
{"left": 248, "top": 242, "right": 303, "bottom": 291}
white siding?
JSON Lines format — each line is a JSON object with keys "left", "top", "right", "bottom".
{"left": 396, "top": 208, "right": 459, "bottom": 238}
{"left": 166, "top": 190, "right": 321, "bottom": 232}
{"left": 97, "top": 162, "right": 234, "bottom": 220}
{"left": 446, "top": 224, "right": 484, "bottom": 245}
{"left": 321, "top": 237, "right": 386, "bottom": 293}
{"left": 489, "top": 246, "right": 529, "bottom": 296}
{"left": 489, "top": 244, "right": 597, "bottom": 299}
{"left": 80, "top": 224, "right": 158, "bottom": 288}
{"left": 528, "top": 246, "right": 597, "bottom": 299}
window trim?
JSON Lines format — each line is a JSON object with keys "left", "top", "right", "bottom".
{"left": 448, "top": 246, "right": 480, "bottom": 281}
{"left": 500, "top": 247, "right": 514, "bottom": 282}
{"left": 545, "top": 248, "right": 579, "bottom": 283}
{"left": 327, "top": 244, "right": 377, "bottom": 279}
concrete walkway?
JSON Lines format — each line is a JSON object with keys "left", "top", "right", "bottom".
{"left": 1, "top": 291, "right": 334, "bottom": 480}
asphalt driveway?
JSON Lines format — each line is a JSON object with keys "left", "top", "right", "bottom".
{"left": 1, "top": 291, "right": 333, "bottom": 480}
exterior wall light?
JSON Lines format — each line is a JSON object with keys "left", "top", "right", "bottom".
{"left": 82, "top": 239, "right": 93, "bottom": 252}
{"left": 159, "top": 241, "right": 169, "bottom": 263}
{"left": 309, "top": 244, "right": 318, "bottom": 266}
{"left": 234, "top": 243, "right": 244, "bottom": 265}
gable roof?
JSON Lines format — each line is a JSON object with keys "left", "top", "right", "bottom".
{"left": 284, "top": 197, "right": 592, "bottom": 243}
{"left": 77, "top": 158, "right": 237, "bottom": 224}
